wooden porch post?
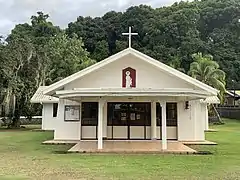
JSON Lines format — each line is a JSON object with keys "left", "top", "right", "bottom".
{"left": 98, "top": 99, "right": 104, "bottom": 149}
{"left": 151, "top": 101, "right": 157, "bottom": 139}
{"left": 103, "top": 101, "right": 108, "bottom": 139}
{"left": 41, "top": 105, "right": 45, "bottom": 130}
{"left": 79, "top": 100, "right": 82, "bottom": 141}
{"left": 161, "top": 101, "right": 167, "bottom": 150}
{"left": 205, "top": 104, "right": 209, "bottom": 131}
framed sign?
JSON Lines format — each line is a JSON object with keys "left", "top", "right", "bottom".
{"left": 136, "top": 114, "right": 141, "bottom": 120}
{"left": 130, "top": 113, "right": 135, "bottom": 120}
{"left": 121, "top": 112, "right": 127, "bottom": 121}
{"left": 64, "top": 105, "right": 80, "bottom": 121}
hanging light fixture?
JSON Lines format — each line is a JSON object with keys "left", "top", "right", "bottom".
{"left": 185, "top": 101, "right": 189, "bottom": 109}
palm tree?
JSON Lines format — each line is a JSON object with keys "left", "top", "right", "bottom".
{"left": 188, "top": 52, "right": 226, "bottom": 102}
{"left": 188, "top": 52, "right": 226, "bottom": 124}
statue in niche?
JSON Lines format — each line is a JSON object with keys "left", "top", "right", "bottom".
{"left": 122, "top": 67, "right": 136, "bottom": 88}
{"left": 125, "top": 71, "right": 132, "bottom": 88}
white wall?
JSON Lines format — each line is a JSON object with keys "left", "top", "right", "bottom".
{"left": 156, "top": 127, "right": 177, "bottom": 140}
{"left": 112, "top": 126, "right": 128, "bottom": 139}
{"left": 178, "top": 101, "right": 194, "bottom": 141}
{"left": 130, "top": 126, "right": 145, "bottom": 139}
{"left": 146, "top": 126, "right": 151, "bottom": 139}
{"left": 81, "top": 126, "right": 96, "bottom": 139}
{"left": 50, "top": 52, "right": 209, "bottom": 141}
{"left": 177, "top": 100, "right": 205, "bottom": 141}
{"left": 54, "top": 99, "right": 81, "bottom": 140}
{"left": 65, "top": 54, "right": 200, "bottom": 90}
{"left": 195, "top": 103, "right": 206, "bottom": 140}
{"left": 53, "top": 97, "right": 205, "bottom": 141}
{"left": 104, "top": 126, "right": 177, "bottom": 140}
{"left": 42, "top": 103, "right": 57, "bottom": 130}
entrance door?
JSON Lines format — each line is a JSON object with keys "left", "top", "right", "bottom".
{"left": 107, "top": 102, "right": 151, "bottom": 140}
{"left": 81, "top": 102, "right": 98, "bottom": 140}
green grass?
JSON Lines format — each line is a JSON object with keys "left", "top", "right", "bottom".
{"left": 0, "top": 119, "right": 239, "bottom": 180}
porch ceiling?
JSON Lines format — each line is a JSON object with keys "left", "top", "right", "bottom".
{"left": 55, "top": 88, "right": 211, "bottom": 99}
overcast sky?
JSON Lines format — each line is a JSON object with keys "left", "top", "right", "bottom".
{"left": 0, "top": 0, "right": 185, "bottom": 36}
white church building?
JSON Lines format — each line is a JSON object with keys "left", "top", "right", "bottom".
{"left": 31, "top": 28, "right": 219, "bottom": 151}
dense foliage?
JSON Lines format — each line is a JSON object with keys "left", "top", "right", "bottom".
{"left": 0, "top": 12, "right": 95, "bottom": 127}
{"left": 66, "top": 0, "right": 240, "bottom": 88}
{"left": 0, "top": 0, "right": 239, "bottom": 126}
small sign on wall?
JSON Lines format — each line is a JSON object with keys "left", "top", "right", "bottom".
{"left": 64, "top": 105, "right": 80, "bottom": 121}
{"left": 130, "top": 113, "right": 135, "bottom": 120}
{"left": 136, "top": 114, "right": 141, "bottom": 120}
{"left": 121, "top": 112, "right": 127, "bottom": 121}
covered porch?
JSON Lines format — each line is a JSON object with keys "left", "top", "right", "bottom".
{"left": 56, "top": 87, "right": 211, "bottom": 151}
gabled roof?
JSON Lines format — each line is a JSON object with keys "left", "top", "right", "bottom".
{"left": 43, "top": 48, "right": 218, "bottom": 96}
{"left": 31, "top": 86, "right": 59, "bottom": 103}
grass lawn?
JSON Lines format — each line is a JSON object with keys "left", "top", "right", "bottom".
{"left": 0, "top": 119, "right": 239, "bottom": 180}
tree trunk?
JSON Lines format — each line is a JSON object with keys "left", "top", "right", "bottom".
{"left": 211, "top": 104, "right": 224, "bottom": 124}
{"left": 9, "top": 95, "right": 21, "bottom": 128}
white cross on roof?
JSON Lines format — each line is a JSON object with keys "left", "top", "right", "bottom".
{"left": 122, "top": 26, "right": 138, "bottom": 48}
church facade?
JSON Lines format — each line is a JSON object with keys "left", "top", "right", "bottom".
{"left": 31, "top": 47, "right": 219, "bottom": 150}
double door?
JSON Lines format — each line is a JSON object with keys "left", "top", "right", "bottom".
{"left": 107, "top": 102, "right": 151, "bottom": 139}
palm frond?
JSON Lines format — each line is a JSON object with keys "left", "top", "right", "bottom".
{"left": 189, "top": 52, "right": 226, "bottom": 98}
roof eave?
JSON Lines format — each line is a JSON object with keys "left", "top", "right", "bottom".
{"left": 43, "top": 48, "right": 131, "bottom": 95}
{"left": 30, "top": 99, "right": 59, "bottom": 104}
{"left": 130, "top": 48, "right": 219, "bottom": 96}
{"left": 43, "top": 47, "right": 219, "bottom": 96}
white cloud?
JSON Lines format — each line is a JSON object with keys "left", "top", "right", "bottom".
{"left": 0, "top": 19, "right": 15, "bottom": 35}
{"left": 118, "top": 0, "right": 130, "bottom": 8}
{"left": 0, "top": 0, "right": 185, "bottom": 36}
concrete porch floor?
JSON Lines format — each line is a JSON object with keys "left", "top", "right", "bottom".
{"left": 67, "top": 140, "right": 197, "bottom": 154}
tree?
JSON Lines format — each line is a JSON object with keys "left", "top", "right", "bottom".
{"left": 46, "top": 33, "right": 96, "bottom": 84}
{"left": 197, "top": 0, "right": 240, "bottom": 88}
{"left": 168, "top": 55, "right": 185, "bottom": 73}
{"left": 188, "top": 52, "right": 226, "bottom": 124}
{"left": 65, "top": 0, "right": 240, "bottom": 88}
{"left": 2, "top": 0, "right": 240, "bottom": 127}
{"left": 0, "top": 12, "right": 95, "bottom": 128}
{"left": 0, "top": 12, "right": 62, "bottom": 127}
{"left": 0, "top": 37, "right": 34, "bottom": 127}
{"left": 7, "top": 11, "right": 62, "bottom": 88}
{"left": 188, "top": 52, "right": 226, "bottom": 102}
